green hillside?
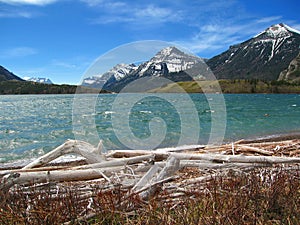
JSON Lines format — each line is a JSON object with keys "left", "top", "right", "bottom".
{"left": 149, "top": 79, "right": 300, "bottom": 94}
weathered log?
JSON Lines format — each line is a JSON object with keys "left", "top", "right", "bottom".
{"left": 22, "top": 140, "right": 105, "bottom": 169}
{"left": 236, "top": 145, "right": 273, "bottom": 156}
{"left": 74, "top": 154, "right": 154, "bottom": 170}
{"left": 132, "top": 164, "right": 160, "bottom": 192}
{"left": 179, "top": 161, "right": 269, "bottom": 169}
{"left": 0, "top": 165, "right": 70, "bottom": 177}
{"left": 154, "top": 145, "right": 205, "bottom": 153}
{"left": 172, "top": 153, "right": 300, "bottom": 164}
{"left": 1, "top": 166, "right": 123, "bottom": 191}
{"left": 140, "top": 156, "right": 180, "bottom": 200}
{"left": 106, "top": 149, "right": 300, "bottom": 164}
{"left": 106, "top": 149, "right": 167, "bottom": 161}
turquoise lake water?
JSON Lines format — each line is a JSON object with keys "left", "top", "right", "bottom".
{"left": 1, "top": 93, "right": 300, "bottom": 163}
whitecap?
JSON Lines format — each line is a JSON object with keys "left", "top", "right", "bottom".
{"left": 104, "top": 111, "right": 115, "bottom": 115}
{"left": 140, "top": 110, "right": 152, "bottom": 114}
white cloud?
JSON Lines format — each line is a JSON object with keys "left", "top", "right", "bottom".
{"left": 84, "top": 1, "right": 182, "bottom": 25}
{"left": 1, "top": 47, "right": 38, "bottom": 58}
{"left": 177, "top": 17, "right": 283, "bottom": 57}
{"left": 0, "top": 9, "right": 33, "bottom": 18}
{"left": 52, "top": 60, "right": 77, "bottom": 69}
{"left": 0, "top": 0, "right": 58, "bottom": 5}
{"left": 135, "top": 5, "right": 172, "bottom": 19}
{"left": 80, "top": 0, "right": 103, "bottom": 7}
{"left": 256, "top": 16, "right": 283, "bottom": 24}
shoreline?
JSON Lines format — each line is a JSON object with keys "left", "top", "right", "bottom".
{"left": 1, "top": 132, "right": 300, "bottom": 170}
{"left": 236, "top": 131, "right": 300, "bottom": 144}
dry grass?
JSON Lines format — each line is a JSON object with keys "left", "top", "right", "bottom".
{"left": 1, "top": 166, "right": 299, "bottom": 225}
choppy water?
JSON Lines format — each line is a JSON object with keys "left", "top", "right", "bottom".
{"left": 1, "top": 93, "right": 300, "bottom": 163}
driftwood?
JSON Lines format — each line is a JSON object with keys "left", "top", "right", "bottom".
{"left": 22, "top": 140, "right": 105, "bottom": 169}
{"left": 107, "top": 150, "right": 300, "bottom": 164}
{"left": 139, "top": 156, "right": 180, "bottom": 200}
{"left": 0, "top": 166, "right": 123, "bottom": 191}
{"left": 1, "top": 138, "right": 300, "bottom": 207}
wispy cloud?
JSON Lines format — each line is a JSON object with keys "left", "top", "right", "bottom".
{"left": 83, "top": 1, "right": 182, "bottom": 25}
{"left": 81, "top": 0, "right": 288, "bottom": 57}
{"left": 256, "top": 16, "right": 283, "bottom": 24}
{"left": 52, "top": 60, "right": 78, "bottom": 69}
{"left": 1, "top": 47, "right": 38, "bottom": 58}
{"left": 177, "top": 16, "right": 284, "bottom": 57}
{"left": 0, "top": 8, "right": 34, "bottom": 18}
{"left": 0, "top": 0, "right": 58, "bottom": 5}
{"left": 80, "top": 0, "right": 103, "bottom": 7}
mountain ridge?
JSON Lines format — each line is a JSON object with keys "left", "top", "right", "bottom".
{"left": 207, "top": 23, "right": 300, "bottom": 80}
{"left": 0, "top": 65, "right": 23, "bottom": 82}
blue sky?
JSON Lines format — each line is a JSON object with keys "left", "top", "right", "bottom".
{"left": 0, "top": 0, "right": 299, "bottom": 84}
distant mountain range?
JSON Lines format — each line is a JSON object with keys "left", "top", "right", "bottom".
{"left": 82, "top": 23, "right": 300, "bottom": 91}
{"left": 82, "top": 46, "right": 209, "bottom": 92}
{"left": 23, "top": 77, "right": 53, "bottom": 84}
{"left": 1, "top": 23, "right": 300, "bottom": 93}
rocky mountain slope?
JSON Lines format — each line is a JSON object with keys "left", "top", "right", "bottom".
{"left": 0, "top": 65, "right": 23, "bottom": 81}
{"left": 278, "top": 52, "right": 300, "bottom": 82}
{"left": 207, "top": 23, "right": 300, "bottom": 80}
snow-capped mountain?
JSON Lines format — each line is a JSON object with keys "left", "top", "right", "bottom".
{"left": 207, "top": 23, "right": 300, "bottom": 80}
{"left": 82, "top": 46, "right": 206, "bottom": 91}
{"left": 82, "top": 63, "right": 137, "bottom": 89}
{"left": 24, "top": 77, "right": 53, "bottom": 84}
{"left": 137, "top": 46, "right": 204, "bottom": 76}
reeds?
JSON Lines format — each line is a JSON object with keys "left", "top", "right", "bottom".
{"left": 1, "top": 166, "right": 299, "bottom": 225}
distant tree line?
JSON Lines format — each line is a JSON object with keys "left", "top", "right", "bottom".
{"left": 0, "top": 81, "right": 108, "bottom": 95}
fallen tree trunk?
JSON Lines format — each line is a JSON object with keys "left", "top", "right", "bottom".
{"left": 140, "top": 156, "right": 180, "bottom": 200}
{"left": 107, "top": 150, "right": 300, "bottom": 164}
{"left": 22, "top": 140, "right": 105, "bottom": 169}
{"left": 236, "top": 145, "right": 273, "bottom": 155}
{"left": 1, "top": 166, "right": 123, "bottom": 191}
{"left": 73, "top": 154, "right": 154, "bottom": 170}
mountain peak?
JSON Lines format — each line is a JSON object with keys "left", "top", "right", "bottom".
{"left": 153, "top": 46, "right": 196, "bottom": 61}
{"left": 255, "top": 23, "right": 300, "bottom": 38}
{"left": 137, "top": 46, "right": 203, "bottom": 75}
{"left": 207, "top": 23, "right": 300, "bottom": 81}
{"left": 23, "top": 77, "right": 53, "bottom": 84}
{"left": 157, "top": 46, "right": 182, "bottom": 55}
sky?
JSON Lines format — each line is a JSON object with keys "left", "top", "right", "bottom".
{"left": 0, "top": 0, "right": 299, "bottom": 84}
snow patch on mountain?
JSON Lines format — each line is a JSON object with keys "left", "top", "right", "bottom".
{"left": 138, "top": 46, "right": 203, "bottom": 75}
{"left": 82, "top": 63, "right": 137, "bottom": 87}
{"left": 255, "top": 23, "right": 300, "bottom": 39}
{"left": 107, "top": 63, "right": 138, "bottom": 81}
{"left": 24, "top": 77, "right": 53, "bottom": 84}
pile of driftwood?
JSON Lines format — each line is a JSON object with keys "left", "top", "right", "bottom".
{"left": 1, "top": 139, "right": 300, "bottom": 218}
{"left": 1, "top": 139, "right": 300, "bottom": 190}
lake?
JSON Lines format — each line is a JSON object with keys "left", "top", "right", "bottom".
{"left": 1, "top": 93, "right": 300, "bottom": 163}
